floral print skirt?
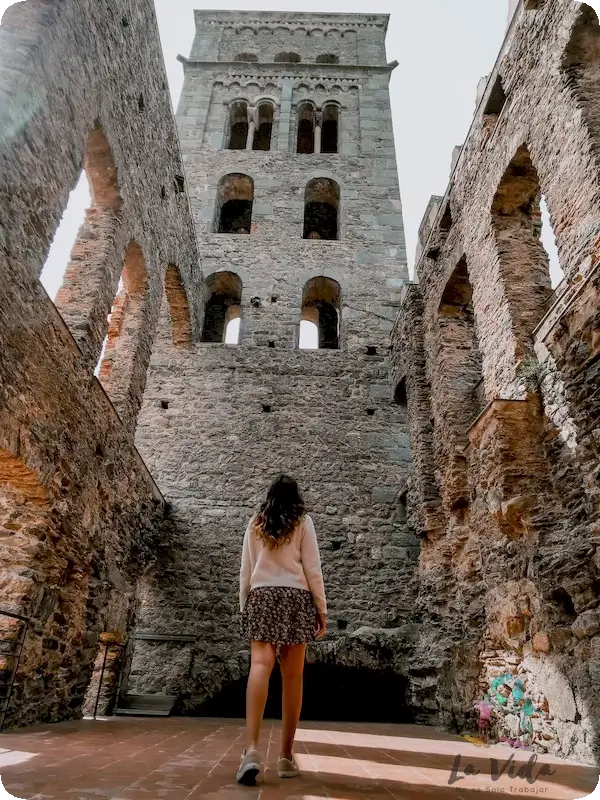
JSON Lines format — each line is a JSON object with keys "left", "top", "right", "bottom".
{"left": 241, "top": 586, "right": 317, "bottom": 646}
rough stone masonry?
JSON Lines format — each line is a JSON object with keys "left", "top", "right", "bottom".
{"left": 0, "top": 0, "right": 599, "bottom": 769}
{"left": 130, "top": 10, "right": 418, "bottom": 716}
{"left": 392, "top": 0, "right": 600, "bottom": 765}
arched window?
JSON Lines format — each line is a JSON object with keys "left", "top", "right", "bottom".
{"left": 297, "top": 103, "right": 316, "bottom": 154}
{"left": 562, "top": 6, "right": 600, "bottom": 151}
{"left": 300, "top": 277, "right": 341, "bottom": 350}
{"left": 438, "top": 258, "right": 484, "bottom": 428}
{"left": 216, "top": 174, "right": 254, "bottom": 234}
{"left": 228, "top": 101, "right": 249, "bottom": 150}
{"left": 43, "top": 124, "right": 123, "bottom": 365}
{"left": 491, "top": 145, "right": 561, "bottom": 358}
{"left": 234, "top": 53, "right": 258, "bottom": 62}
{"left": 321, "top": 104, "right": 339, "bottom": 153}
{"left": 253, "top": 102, "right": 274, "bottom": 151}
{"left": 274, "top": 52, "right": 301, "bottom": 63}
{"left": 96, "top": 241, "right": 149, "bottom": 427}
{"left": 303, "top": 178, "right": 340, "bottom": 240}
{"left": 202, "top": 271, "right": 242, "bottom": 344}
{"left": 394, "top": 378, "right": 407, "bottom": 407}
{"left": 316, "top": 53, "right": 339, "bottom": 64}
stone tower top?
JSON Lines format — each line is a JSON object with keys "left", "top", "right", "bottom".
{"left": 189, "top": 10, "right": 390, "bottom": 67}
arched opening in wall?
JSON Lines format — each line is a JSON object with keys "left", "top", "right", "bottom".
{"left": 297, "top": 102, "right": 316, "bottom": 154}
{"left": 274, "top": 52, "right": 301, "bottom": 63}
{"left": 321, "top": 104, "right": 339, "bottom": 154}
{"left": 40, "top": 173, "right": 91, "bottom": 299}
{"left": 491, "top": 145, "right": 558, "bottom": 359}
{"left": 201, "top": 271, "right": 242, "bottom": 343}
{"left": 303, "top": 178, "right": 340, "bottom": 240}
{"left": 96, "top": 241, "right": 148, "bottom": 386}
{"left": 41, "top": 125, "right": 122, "bottom": 306}
{"left": 164, "top": 265, "right": 192, "bottom": 347}
{"left": 233, "top": 53, "right": 258, "bottom": 62}
{"left": 394, "top": 377, "right": 407, "bottom": 407}
{"left": 540, "top": 197, "right": 564, "bottom": 288}
{"left": 216, "top": 174, "right": 254, "bottom": 234}
{"left": 227, "top": 101, "right": 249, "bottom": 150}
{"left": 300, "top": 277, "right": 341, "bottom": 350}
{"left": 253, "top": 102, "right": 274, "bottom": 151}
{"left": 316, "top": 53, "right": 339, "bottom": 64}
{"left": 438, "top": 257, "right": 485, "bottom": 434}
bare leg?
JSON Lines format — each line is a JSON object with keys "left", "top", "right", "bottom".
{"left": 279, "top": 644, "right": 306, "bottom": 759}
{"left": 245, "top": 641, "right": 276, "bottom": 752}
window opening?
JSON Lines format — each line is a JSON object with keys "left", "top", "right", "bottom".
{"left": 394, "top": 378, "right": 407, "bottom": 407}
{"left": 491, "top": 145, "right": 560, "bottom": 353}
{"left": 216, "top": 174, "right": 254, "bottom": 234}
{"left": 228, "top": 101, "right": 249, "bottom": 150}
{"left": 321, "top": 104, "right": 339, "bottom": 153}
{"left": 316, "top": 54, "right": 339, "bottom": 64}
{"left": 297, "top": 103, "right": 316, "bottom": 154}
{"left": 300, "top": 276, "right": 341, "bottom": 350}
{"left": 274, "top": 52, "right": 301, "bottom": 63}
{"left": 303, "top": 178, "right": 340, "bottom": 240}
{"left": 540, "top": 196, "right": 564, "bottom": 288}
{"left": 201, "top": 271, "right": 242, "bottom": 343}
{"left": 253, "top": 103, "right": 274, "bottom": 151}
{"left": 40, "top": 172, "right": 91, "bottom": 300}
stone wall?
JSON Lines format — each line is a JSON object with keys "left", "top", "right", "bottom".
{"left": 393, "top": 0, "right": 600, "bottom": 763}
{"left": 129, "top": 10, "right": 417, "bottom": 714}
{"left": 0, "top": 0, "right": 198, "bottom": 726}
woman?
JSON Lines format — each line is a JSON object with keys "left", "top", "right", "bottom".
{"left": 237, "top": 474, "right": 327, "bottom": 785}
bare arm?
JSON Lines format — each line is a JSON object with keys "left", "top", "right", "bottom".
{"left": 300, "top": 515, "right": 327, "bottom": 617}
{"left": 239, "top": 521, "right": 252, "bottom": 612}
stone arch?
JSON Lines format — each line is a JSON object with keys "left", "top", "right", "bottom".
{"left": 274, "top": 52, "right": 301, "bottom": 63}
{"left": 227, "top": 100, "right": 249, "bottom": 150}
{"left": 52, "top": 124, "right": 124, "bottom": 366}
{"left": 491, "top": 145, "right": 556, "bottom": 362}
{"left": 233, "top": 52, "right": 257, "bottom": 62}
{"left": 433, "top": 257, "right": 484, "bottom": 510}
{"left": 164, "top": 265, "right": 192, "bottom": 347}
{"left": 303, "top": 177, "right": 340, "bottom": 240}
{"left": 296, "top": 101, "right": 316, "bottom": 154}
{"left": 202, "top": 271, "right": 243, "bottom": 344}
{"left": 215, "top": 173, "right": 254, "bottom": 234}
{"left": 97, "top": 240, "right": 150, "bottom": 428}
{"left": 253, "top": 100, "right": 275, "bottom": 151}
{"left": 322, "top": 102, "right": 340, "bottom": 153}
{"left": 300, "top": 276, "right": 341, "bottom": 350}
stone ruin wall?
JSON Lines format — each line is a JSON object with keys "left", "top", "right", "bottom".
{"left": 392, "top": 0, "right": 600, "bottom": 764}
{"left": 0, "top": 0, "right": 199, "bottom": 726}
{"left": 128, "top": 11, "right": 420, "bottom": 713}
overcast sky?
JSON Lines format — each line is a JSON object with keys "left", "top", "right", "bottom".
{"left": 3, "top": 0, "right": 557, "bottom": 294}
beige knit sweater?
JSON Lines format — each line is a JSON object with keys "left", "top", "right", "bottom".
{"left": 239, "top": 514, "right": 327, "bottom": 616}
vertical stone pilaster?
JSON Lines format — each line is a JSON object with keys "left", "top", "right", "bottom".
{"left": 277, "top": 78, "right": 293, "bottom": 152}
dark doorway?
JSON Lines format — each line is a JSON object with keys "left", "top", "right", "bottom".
{"left": 192, "top": 664, "right": 411, "bottom": 723}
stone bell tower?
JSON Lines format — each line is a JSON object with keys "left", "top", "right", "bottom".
{"left": 132, "top": 10, "right": 419, "bottom": 718}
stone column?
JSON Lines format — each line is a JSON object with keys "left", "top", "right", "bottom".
{"left": 246, "top": 106, "right": 256, "bottom": 150}
{"left": 277, "top": 79, "right": 293, "bottom": 151}
{"left": 314, "top": 110, "right": 323, "bottom": 155}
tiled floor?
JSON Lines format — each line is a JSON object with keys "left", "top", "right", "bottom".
{"left": 0, "top": 717, "right": 598, "bottom": 799}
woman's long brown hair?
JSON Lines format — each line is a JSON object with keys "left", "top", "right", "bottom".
{"left": 252, "top": 474, "right": 305, "bottom": 549}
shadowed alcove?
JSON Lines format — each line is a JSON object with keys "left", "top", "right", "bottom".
{"left": 192, "top": 665, "right": 411, "bottom": 723}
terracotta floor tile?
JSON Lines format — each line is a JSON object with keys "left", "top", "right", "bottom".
{"left": 0, "top": 717, "right": 597, "bottom": 800}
